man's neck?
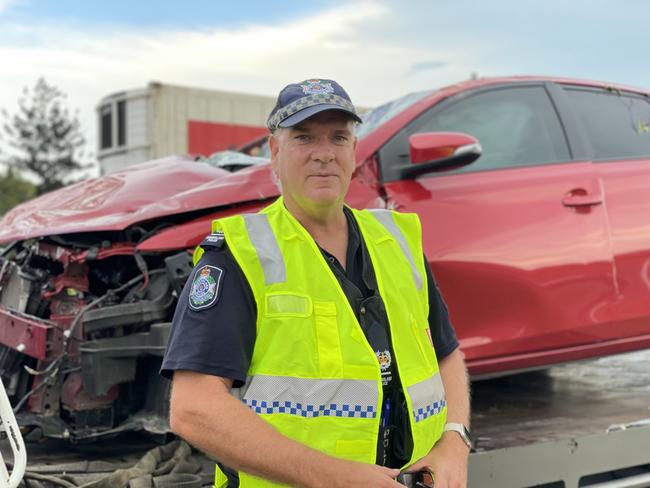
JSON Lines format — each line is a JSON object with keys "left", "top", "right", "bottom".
{"left": 283, "top": 196, "right": 347, "bottom": 236}
{"left": 283, "top": 196, "right": 349, "bottom": 268}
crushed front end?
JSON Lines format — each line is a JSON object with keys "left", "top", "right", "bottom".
{"left": 0, "top": 234, "right": 194, "bottom": 442}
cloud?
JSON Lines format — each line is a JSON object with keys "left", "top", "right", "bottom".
{"left": 0, "top": 0, "right": 19, "bottom": 14}
{"left": 407, "top": 61, "right": 447, "bottom": 77}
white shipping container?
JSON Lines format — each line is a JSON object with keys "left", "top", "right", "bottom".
{"left": 97, "top": 82, "right": 276, "bottom": 175}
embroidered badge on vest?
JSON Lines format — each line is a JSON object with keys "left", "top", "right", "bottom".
{"left": 189, "top": 265, "right": 223, "bottom": 310}
{"left": 376, "top": 350, "right": 392, "bottom": 371}
{"left": 376, "top": 350, "right": 393, "bottom": 386}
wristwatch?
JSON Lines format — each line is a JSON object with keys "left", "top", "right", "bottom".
{"left": 443, "top": 422, "right": 472, "bottom": 450}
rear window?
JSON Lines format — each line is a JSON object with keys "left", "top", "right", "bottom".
{"left": 564, "top": 86, "right": 650, "bottom": 160}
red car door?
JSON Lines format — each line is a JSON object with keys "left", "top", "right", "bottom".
{"left": 377, "top": 84, "right": 617, "bottom": 376}
{"left": 563, "top": 85, "right": 650, "bottom": 351}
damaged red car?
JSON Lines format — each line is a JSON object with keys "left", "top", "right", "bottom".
{"left": 2, "top": 75, "right": 650, "bottom": 441}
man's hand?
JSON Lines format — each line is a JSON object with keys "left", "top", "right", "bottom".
{"left": 407, "top": 431, "right": 469, "bottom": 488}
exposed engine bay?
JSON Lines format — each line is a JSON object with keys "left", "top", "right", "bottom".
{"left": 0, "top": 232, "right": 194, "bottom": 442}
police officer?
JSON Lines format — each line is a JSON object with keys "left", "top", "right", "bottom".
{"left": 161, "top": 79, "right": 471, "bottom": 488}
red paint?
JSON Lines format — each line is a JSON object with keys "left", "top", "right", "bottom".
{"left": 0, "top": 307, "right": 59, "bottom": 360}
{"left": 595, "top": 160, "right": 650, "bottom": 340}
{"left": 0, "top": 155, "right": 276, "bottom": 242}
{"left": 384, "top": 161, "right": 616, "bottom": 375}
{"left": 137, "top": 200, "right": 271, "bottom": 252}
{"left": 188, "top": 120, "right": 268, "bottom": 156}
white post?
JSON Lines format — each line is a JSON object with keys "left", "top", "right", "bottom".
{"left": 0, "top": 379, "right": 26, "bottom": 488}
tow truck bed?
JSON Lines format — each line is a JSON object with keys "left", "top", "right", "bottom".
{"left": 469, "top": 349, "right": 650, "bottom": 487}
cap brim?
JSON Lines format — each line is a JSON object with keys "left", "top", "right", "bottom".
{"left": 278, "top": 104, "right": 363, "bottom": 128}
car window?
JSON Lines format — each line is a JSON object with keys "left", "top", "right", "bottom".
{"left": 356, "top": 91, "right": 434, "bottom": 140}
{"left": 378, "top": 86, "right": 571, "bottom": 181}
{"left": 563, "top": 86, "right": 650, "bottom": 160}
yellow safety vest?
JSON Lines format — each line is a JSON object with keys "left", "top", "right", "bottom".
{"left": 196, "top": 197, "right": 447, "bottom": 488}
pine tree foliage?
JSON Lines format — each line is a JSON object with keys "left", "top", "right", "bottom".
{"left": 1, "top": 78, "right": 92, "bottom": 195}
{"left": 0, "top": 168, "right": 36, "bottom": 216}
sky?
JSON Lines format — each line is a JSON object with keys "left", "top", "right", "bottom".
{"left": 1, "top": 0, "right": 650, "bottom": 174}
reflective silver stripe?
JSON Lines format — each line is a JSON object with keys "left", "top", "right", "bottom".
{"left": 243, "top": 214, "right": 286, "bottom": 285}
{"left": 369, "top": 209, "right": 423, "bottom": 290}
{"left": 238, "top": 376, "right": 378, "bottom": 419}
{"left": 407, "top": 373, "right": 446, "bottom": 423}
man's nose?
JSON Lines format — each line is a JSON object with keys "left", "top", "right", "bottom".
{"left": 311, "top": 137, "right": 335, "bottom": 163}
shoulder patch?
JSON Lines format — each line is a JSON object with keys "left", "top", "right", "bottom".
{"left": 200, "top": 232, "right": 225, "bottom": 250}
{"left": 189, "top": 264, "right": 224, "bottom": 311}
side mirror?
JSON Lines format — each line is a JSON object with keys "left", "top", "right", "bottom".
{"left": 396, "top": 132, "right": 481, "bottom": 179}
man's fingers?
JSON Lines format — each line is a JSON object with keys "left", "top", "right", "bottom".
{"left": 405, "top": 461, "right": 428, "bottom": 473}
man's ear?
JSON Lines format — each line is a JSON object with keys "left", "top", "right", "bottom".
{"left": 269, "top": 133, "right": 280, "bottom": 175}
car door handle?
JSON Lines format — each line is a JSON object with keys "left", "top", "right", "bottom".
{"left": 562, "top": 191, "right": 603, "bottom": 207}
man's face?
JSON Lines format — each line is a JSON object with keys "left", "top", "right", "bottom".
{"left": 269, "top": 110, "right": 357, "bottom": 211}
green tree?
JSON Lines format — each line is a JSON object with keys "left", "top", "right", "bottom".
{"left": 0, "top": 167, "right": 36, "bottom": 216}
{"left": 1, "top": 78, "right": 92, "bottom": 195}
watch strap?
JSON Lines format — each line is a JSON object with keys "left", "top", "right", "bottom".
{"left": 443, "top": 422, "right": 472, "bottom": 449}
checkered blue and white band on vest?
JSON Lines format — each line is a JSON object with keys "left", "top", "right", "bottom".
{"left": 234, "top": 376, "right": 378, "bottom": 419}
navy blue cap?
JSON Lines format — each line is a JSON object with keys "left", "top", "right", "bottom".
{"left": 267, "top": 79, "right": 362, "bottom": 132}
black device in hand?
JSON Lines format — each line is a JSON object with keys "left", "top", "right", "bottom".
{"left": 396, "top": 470, "right": 434, "bottom": 487}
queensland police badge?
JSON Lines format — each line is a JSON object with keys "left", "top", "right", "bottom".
{"left": 189, "top": 265, "right": 223, "bottom": 311}
{"left": 301, "top": 79, "right": 334, "bottom": 95}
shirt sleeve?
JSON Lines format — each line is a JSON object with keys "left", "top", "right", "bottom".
{"left": 160, "top": 244, "right": 256, "bottom": 387}
{"left": 424, "top": 254, "right": 459, "bottom": 360}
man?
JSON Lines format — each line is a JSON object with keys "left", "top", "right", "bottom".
{"left": 161, "top": 79, "right": 471, "bottom": 487}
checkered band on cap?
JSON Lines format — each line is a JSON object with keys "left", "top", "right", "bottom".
{"left": 267, "top": 93, "right": 356, "bottom": 131}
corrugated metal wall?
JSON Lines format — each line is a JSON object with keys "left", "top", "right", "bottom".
{"left": 150, "top": 83, "right": 275, "bottom": 159}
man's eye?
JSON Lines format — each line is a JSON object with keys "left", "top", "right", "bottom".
{"left": 334, "top": 135, "right": 349, "bottom": 143}
{"left": 295, "top": 134, "right": 310, "bottom": 142}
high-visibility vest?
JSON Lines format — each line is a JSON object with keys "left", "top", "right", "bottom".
{"left": 198, "top": 197, "right": 447, "bottom": 488}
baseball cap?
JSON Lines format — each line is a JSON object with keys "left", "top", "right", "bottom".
{"left": 267, "top": 79, "right": 362, "bottom": 132}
